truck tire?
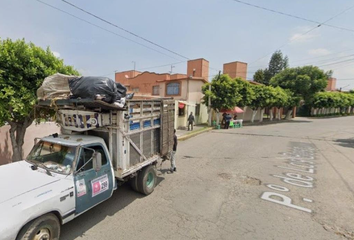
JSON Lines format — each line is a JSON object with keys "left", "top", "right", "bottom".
{"left": 17, "top": 213, "right": 60, "bottom": 240}
{"left": 129, "top": 175, "right": 139, "bottom": 192}
{"left": 137, "top": 165, "right": 157, "bottom": 195}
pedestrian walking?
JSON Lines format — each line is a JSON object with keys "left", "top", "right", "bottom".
{"left": 222, "top": 112, "right": 227, "bottom": 128}
{"left": 224, "top": 113, "right": 232, "bottom": 129}
{"left": 187, "top": 112, "right": 195, "bottom": 131}
{"left": 170, "top": 129, "right": 177, "bottom": 173}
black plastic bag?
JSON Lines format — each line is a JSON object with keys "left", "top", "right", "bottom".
{"left": 116, "top": 82, "right": 127, "bottom": 99}
{"left": 69, "top": 76, "right": 118, "bottom": 103}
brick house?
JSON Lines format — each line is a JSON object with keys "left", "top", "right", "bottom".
{"left": 115, "top": 59, "right": 210, "bottom": 129}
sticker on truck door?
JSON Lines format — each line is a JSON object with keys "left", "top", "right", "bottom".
{"left": 91, "top": 174, "right": 109, "bottom": 197}
{"left": 76, "top": 179, "right": 87, "bottom": 197}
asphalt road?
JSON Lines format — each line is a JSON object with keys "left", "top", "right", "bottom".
{"left": 61, "top": 116, "right": 354, "bottom": 240}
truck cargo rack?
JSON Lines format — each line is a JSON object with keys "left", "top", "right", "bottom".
{"left": 36, "top": 98, "right": 175, "bottom": 179}
{"left": 37, "top": 99, "right": 126, "bottom": 111}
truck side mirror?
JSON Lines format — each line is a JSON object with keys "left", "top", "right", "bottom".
{"left": 93, "top": 152, "right": 102, "bottom": 172}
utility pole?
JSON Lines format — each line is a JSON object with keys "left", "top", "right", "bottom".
{"left": 132, "top": 61, "right": 136, "bottom": 76}
{"left": 208, "top": 71, "right": 221, "bottom": 126}
{"left": 208, "top": 82, "right": 212, "bottom": 126}
{"left": 169, "top": 65, "right": 175, "bottom": 74}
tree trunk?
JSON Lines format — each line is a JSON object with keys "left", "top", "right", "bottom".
{"left": 216, "top": 111, "right": 220, "bottom": 125}
{"left": 9, "top": 117, "right": 33, "bottom": 162}
{"left": 286, "top": 109, "right": 293, "bottom": 119}
{"left": 207, "top": 108, "right": 211, "bottom": 126}
{"left": 243, "top": 106, "right": 247, "bottom": 120}
{"left": 251, "top": 109, "right": 258, "bottom": 123}
{"left": 259, "top": 109, "right": 264, "bottom": 122}
{"left": 276, "top": 108, "right": 281, "bottom": 120}
{"left": 270, "top": 108, "right": 274, "bottom": 121}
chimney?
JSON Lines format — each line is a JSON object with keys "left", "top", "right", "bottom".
{"left": 326, "top": 77, "right": 337, "bottom": 91}
{"left": 223, "top": 61, "right": 248, "bottom": 80}
{"left": 187, "top": 59, "right": 209, "bottom": 81}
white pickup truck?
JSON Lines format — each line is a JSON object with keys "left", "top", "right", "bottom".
{"left": 0, "top": 98, "right": 175, "bottom": 240}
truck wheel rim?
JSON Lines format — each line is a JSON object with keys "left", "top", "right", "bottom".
{"left": 34, "top": 228, "right": 50, "bottom": 240}
{"left": 146, "top": 172, "right": 154, "bottom": 188}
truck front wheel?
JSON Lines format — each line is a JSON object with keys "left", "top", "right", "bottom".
{"left": 137, "top": 165, "right": 157, "bottom": 195}
{"left": 17, "top": 213, "right": 60, "bottom": 240}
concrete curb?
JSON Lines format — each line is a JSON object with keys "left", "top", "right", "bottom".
{"left": 178, "top": 127, "right": 214, "bottom": 141}
{"left": 243, "top": 119, "right": 292, "bottom": 126}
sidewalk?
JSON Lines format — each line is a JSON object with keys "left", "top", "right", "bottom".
{"left": 176, "top": 125, "right": 213, "bottom": 141}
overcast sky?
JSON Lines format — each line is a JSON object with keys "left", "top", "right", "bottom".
{"left": 1, "top": 0, "right": 354, "bottom": 89}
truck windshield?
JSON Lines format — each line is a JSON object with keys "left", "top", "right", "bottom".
{"left": 26, "top": 141, "right": 77, "bottom": 174}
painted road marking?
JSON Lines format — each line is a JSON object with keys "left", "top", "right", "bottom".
{"left": 261, "top": 143, "right": 316, "bottom": 213}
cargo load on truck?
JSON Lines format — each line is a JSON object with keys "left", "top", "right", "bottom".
{"left": 37, "top": 73, "right": 132, "bottom": 108}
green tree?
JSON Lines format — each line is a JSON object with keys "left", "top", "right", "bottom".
{"left": 270, "top": 66, "right": 328, "bottom": 104}
{"left": 311, "top": 92, "right": 353, "bottom": 115}
{"left": 234, "top": 78, "right": 255, "bottom": 107}
{"left": 253, "top": 69, "right": 265, "bottom": 84}
{"left": 254, "top": 50, "right": 289, "bottom": 85}
{"left": 269, "top": 51, "right": 289, "bottom": 76}
{"left": 312, "top": 92, "right": 331, "bottom": 115}
{"left": 348, "top": 94, "right": 354, "bottom": 114}
{"left": 283, "top": 89, "right": 300, "bottom": 119}
{"left": 248, "top": 85, "right": 276, "bottom": 122}
{"left": 0, "top": 38, "right": 79, "bottom": 161}
{"left": 270, "top": 87, "right": 289, "bottom": 120}
{"left": 202, "top": 74, "right": 242, "bottom": 123}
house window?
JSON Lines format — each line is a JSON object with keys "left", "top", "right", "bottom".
{"left": 152, "top": 85, "right": 159, "bottom": 95}
{"left": 166, "top": 82, "right": 180, "bottom": 96}
{"left": 132, "top": 87, "right": 139, "bottom": 93}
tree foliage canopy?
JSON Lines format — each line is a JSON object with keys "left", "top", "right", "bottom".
{"left": 270, "top": 66, "right": 328, "bottom": 103}
{"left": 0, "top": 38, "right": 79, "bottom": 125}
{"left": 312, "top": 92, "right": 354, "bottom": 109}
{"left": 202, "top": 74, "right": 242, "bottom": 111}
{"left": 248, "top": 85, "right": 276, "bottom": 110}
{"left": 0, "top": 38, "right": 79, "bottom": 161}
{"left": 234, "top": 78, "right": 255, "bottom": 107}
{"left": 253, "top": 50, "right": 288, "bottom": 85}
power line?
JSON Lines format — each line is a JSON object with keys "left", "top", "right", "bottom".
{"left": 317, "top": 57, "right": 354, "bottom": 67}
{"left": 249, "top": 25, "right": 321, "bottom": 65}
{"left": 248, "top": 3, "right": 354, "bottom": 65}
{"left": 59, "top": 1, "right": 222, "bottom": 73}
{"left": 35, "top": 0, "right": 181, "bottom": 61}
{"left": 138, "top": 61, "right": 186, "bottom": 70}
{"left": 290, "top": 49, "right": 353, "bottom": 64}
{"left": 294, "top": 53, "right": 354, "bottom": 67}
{"left": 61, "top": 0, "right": 189, "bottom": 60}
{"left": 330, "top": 62, "right": 354, "bottom": 71}
{"left": 231, "top": 0, "right": 354, "bottom": 33}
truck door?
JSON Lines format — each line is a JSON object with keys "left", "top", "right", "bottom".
{"left": 74, "top": 144, "right": 114, "bottom": 215}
